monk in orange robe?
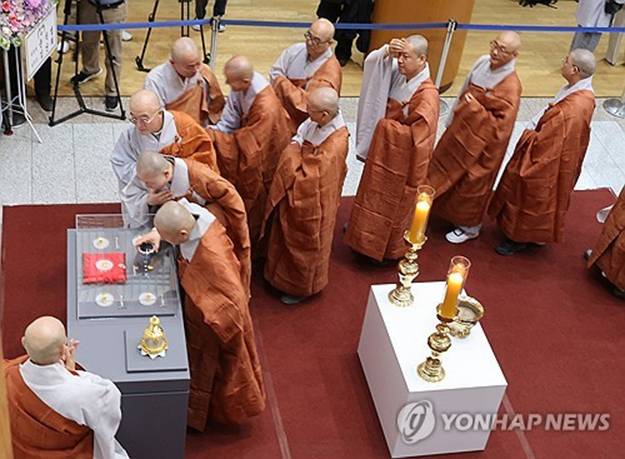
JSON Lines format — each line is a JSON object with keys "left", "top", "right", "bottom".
{"left": 111, "top": 89, "right": 218, "bottom": 193}
{"left": 587, "top": 187, "right": 625, "bottom": 298}
{"left": 344, "top": 35, "right": 439, "bottom": 261}
{"left": 262, "top": 88, "right": 348, "bottom": 304}
{"left": 144, "top": 37, "right": 225, "bottom": 127}
{"left": 208, "top": 56, "right": 293, "bottom": 245}
{"left": 269, "top": 18, "right": 343, "bottom": 131}
{"left": 489, "top": 49, "right": 596, "bottom": 255}
{"left": 427, "top": 32, "right": 522, "bottom": 244}
{"left": 5, "top": 316, "right": 128, "bottom": 458}
{"left": 134, "top": 200, "right": 264, "bottom": 429}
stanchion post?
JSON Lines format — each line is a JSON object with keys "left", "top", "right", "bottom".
{"left": 209, "top": 17, "right": 220, "bottom": 71}
{"left": 435, "top": 19, "right": 457, "bottom": 117}
{"left": 603, "top": 84, "right": 625, "bottom": 118}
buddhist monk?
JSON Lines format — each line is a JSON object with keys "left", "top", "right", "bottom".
{"left": 122, "top": 151, "right": 250, "bottom": 271}
{"left": 208, "top": 55, "right": 292, "bottom": 245}
{"left": 587, "top": 187, "right": 625, "bottom": 298}
{"left": 489, "top": 49, "right": 596, "bottom": 255}
{"left": 144, "top": 37, "right": 225, "bottom": 127}
{"left": 262, "top": 87, "right": 348, "bottom": 304}
{"left": 427, "top": 32, "right": 522, "bottom": 244}
{"left": 344, "top": 35, "right": 439, "bottom": 262}
{"left": 111, "top": 89, "right": 218, "bottom": 192}
{"left": 134, "top": 200, "right": 264, "bottom": 428}
{"left": 5, "top": 316, "right": 128, "bottom": 458}
{"left": 269, "top": 18, "right": 342, "bottom": 131}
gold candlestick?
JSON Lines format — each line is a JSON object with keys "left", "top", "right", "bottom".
{"left": 417, "top": 310, "right": 455, "bottom": 382}
{"left": 388, "top": 233, "right": 426, "bottom": 307}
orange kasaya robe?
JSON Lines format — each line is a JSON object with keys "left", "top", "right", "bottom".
{"left": 588, "top": 187, "right": 625, "bottom": 290}
{"left": 427, "top": 75, "right": 522, "bottom": 227}
{"left": 344, "top": 80, "right": 440, "bottom": 261}
{"left": 489, "top": 90, "right": 595, "bottom": 243}
{"left": 160, "top": 110, "right": 220, "bottom": 174}
{"left": 4, "top": 356, "right": 94, "bottom": 459}
{"left": 263, "top": 127, "right": 349, "bottom": 296}
{"left": 208, "top": 87, "right": 293, "bottom": 245}
{"left": 178, "top": 217, "right": 264, "bottom": 429}
{"left": 272, "top": 57, "right": 343, "bottom": 131}
{"left": 166, "top": 65, "right": 226, "bottom": 127}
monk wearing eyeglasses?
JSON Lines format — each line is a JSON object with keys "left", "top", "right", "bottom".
{"left": 269, "top": 18, "right": 342, "bottom": 131}
{"left": 427, "top": 32, "right": 522, "bottom": 245}
{"left": 111, "top": 89, "right": 219, "bottom": 207}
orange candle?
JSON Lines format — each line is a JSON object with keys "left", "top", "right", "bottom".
{"left": 408, "top": 199, "right": 431, "bottom": 244}
{"left": 440, "top": 271, "right": 464, "bottom": 318}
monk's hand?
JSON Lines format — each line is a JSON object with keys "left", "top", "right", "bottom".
{"left": 464, "top": 93, "right": 476, "bottom": 104}
{"left": 133, "top": 228, "right": 162, "bottom": 252}
{"left": 389, "top": 38, "right": 404, "bottom": 57}
{"left": 147, "top": 189, "right": 174, "bottom": 206}
{"left": 63, "top": 338, "right": 79, "bottom": 372}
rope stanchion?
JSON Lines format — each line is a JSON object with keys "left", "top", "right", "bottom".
{"left": 435, "top": 19, "right": 458, "bottom": 117}
{"left": 210, "top": 17, "right": 219, "bottom": 71}
{"left": 603, "top": 86, "right": 625, "bottom": 118}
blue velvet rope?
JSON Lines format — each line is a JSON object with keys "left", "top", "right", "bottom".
{"left": 57, "top": 19, "right": 625, "bottom": 34}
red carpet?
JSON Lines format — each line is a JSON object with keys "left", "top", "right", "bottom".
{"left": 2, "top": 190, "right": 623, "bottom": 458}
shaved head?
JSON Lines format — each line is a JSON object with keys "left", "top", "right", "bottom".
{"left": 129, "top": 89, "right": 161, "bottom": 114}
{"left": 309, "top": 87, "right": 339, "bottom": 117}
{"left": 405, "top": 34, "right": 428, "bottom": 57}
{"left": 310, "top": 18, "right": 335, "bottom": 42}
{"left": 224, "top": 55, "right": 254, "bottom": 81}
{"left": 570, "top": 48, "right": 596, "bottom": 78}
{"left": 171, "top": 37, "right": 199, "bottom": 62}
{"left": 154, "top": 201, "right": 196, "bottom": 244}
{"left": 22, "top": 316, "right": 66, "bottom": 365}
{"left": 489, "top": 31, "right": 521, "bottom": 69}
{"left": 496, "top": 31, "right": 521, "bottom": 53}
{"left": 136, "top": 151, "right": 170, "bottom": 181}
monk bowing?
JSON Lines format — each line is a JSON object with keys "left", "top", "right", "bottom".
{"left": 263, "top": 88, "right": 348, "bottom": 304}
{"left": 490, "top": 49, "right": 596, "bottom": 255}
{"left": 427, "top": 32, "right": 522, "bottom": 244}
{"left": 208, "top": 55, "right": 292, "bottom": 245}
{"left": 111, "top": 89, "right": 218, "bottom": 191}
{"left": 5, "top": 316, "right": 128, "bottom": 458}
{"left": 134, "top": 200, "right": 264, "bottom": 429}
{"left": 587, "top": 186, "right": 625, "bottom": 298}
{"left": 144, "top": 37, "right": 225, "bottom": 128}
{"left": 269, "top": 18, "right": 342, "bottom": 131}
{"left": 344, "top": 35, "right": 439, "bottom": 262}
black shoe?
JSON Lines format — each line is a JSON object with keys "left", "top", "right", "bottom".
{"left": 6, "top": 109, "right": 26, "bottom": 128}
{"left": 105, "top": 96, "right": 118, "bottom": 111}
{"left": 70, "top": 69, "right": 102, "bottom": 86}
{"left": 36, "top": 94, "right": 53, "bottom": 112}
{"left": 280, "top": 294, "right": 306, "bottom": 305}
{"left": 495, "top": 239, "right": 529, "bottom": 256}
{"left": 612, "top": 286, "right": 625, "bottom": 299}
{"left": 584, "top": 249, "right": 592, "bottom": 261}
{"left": 337, "top": 56, "right": 349, "bottom": 67}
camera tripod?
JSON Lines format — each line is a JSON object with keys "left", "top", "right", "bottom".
{"left": 135, "top": 0, "right": 211, "bottom": 72}
{"left": 50, "top": 0, "right": 126, "bottom": 126}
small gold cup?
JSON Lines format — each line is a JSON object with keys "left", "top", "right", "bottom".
{"left": 449, "top": 296, "right": 485, "bottom": 338}
{"left": 138, "top": 315, "right": 168, "bottom": 359}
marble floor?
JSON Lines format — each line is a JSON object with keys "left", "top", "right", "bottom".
{"left": 1, "top": 96, "right": 624, "bottom": 208}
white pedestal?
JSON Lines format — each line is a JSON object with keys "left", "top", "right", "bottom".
{"left": 358, "top": 282, "right": 507, "bottom": 458}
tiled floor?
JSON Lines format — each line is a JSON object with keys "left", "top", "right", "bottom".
{"left": 1, "top": 96, "right": 624, "bottom": 207}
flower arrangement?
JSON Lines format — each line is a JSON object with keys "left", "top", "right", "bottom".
{"left": 0, "top": 0, "right": 52, "bottom": 49}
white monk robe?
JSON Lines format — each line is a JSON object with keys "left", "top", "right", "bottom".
{"left": 120, "top": 157, "right": 207, "bottom": 228}
{"left": 111, "top": 110, "right": 180, "bottom": 188}
{"left": 269, "top": 43, "right": 333, "bottom": 81}
{"left": 355, "top": 44, "right": 431, "bottom": 160}
{"left": 209, "top": 72, "right": 269, "bottom": 133}
{"left": 446, "top": 54, "right": 516, "bottom": 127}
{"left": 20, "top": 359, "right": 128, "bottom": 459}
{"left": 177, "top": 198, "right": 215, "bottom": 262}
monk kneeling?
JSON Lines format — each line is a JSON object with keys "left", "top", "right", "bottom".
{"left": 5, "top": 316, "right": 128, "bottom": 458}
{"left": 263, "top": 87, "right": 349, "bottom": 304}
{"left": 134, "top": 200, "right": 265, "bottom": 429}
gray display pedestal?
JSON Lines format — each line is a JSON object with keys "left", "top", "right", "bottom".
{"left": 66, "top": 221, "right": 190, "bottom": 459}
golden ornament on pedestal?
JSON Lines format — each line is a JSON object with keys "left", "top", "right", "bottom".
{"left": 449, "top": 296, "right": 484, "bottom": 338}
{"left": 138, "top": 315, "right": 168, "bottom": 359}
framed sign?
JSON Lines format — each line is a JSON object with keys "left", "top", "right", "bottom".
{"left": 24, "top": 6, "right": 57, "bottom": 81}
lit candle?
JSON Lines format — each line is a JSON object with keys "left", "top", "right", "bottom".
{"left": 408, "top": 199, "right": 431, "bottom": 244}
{"left": 440, "top": 271, "right": 464, "bottom": 319}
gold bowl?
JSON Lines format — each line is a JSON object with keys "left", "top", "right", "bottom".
{"left": 449, "top": 296, "right": 484, "bottom": 338}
